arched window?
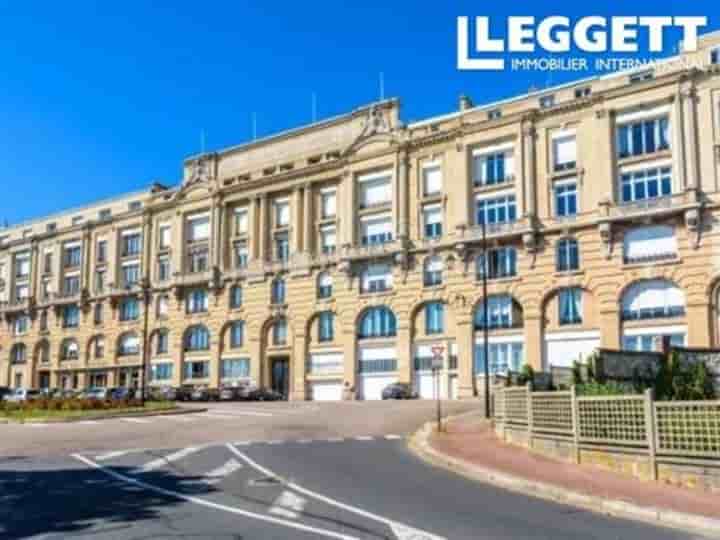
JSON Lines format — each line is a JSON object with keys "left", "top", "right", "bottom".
{"left": 155, "top": 329, "right": 169, "bottom": 355}
{"left": 271, "top": 278, "right": 286, "bottom": 304}
{"left": 318, "top": 312, "right": 334, "bottom": 342}
{"left": 60, "top": 338, "right": 79, "bottom": 360}
{"left": 425, "top": 302, "right": 445, "bottom": 334}
{"left": 556, "top": 238, "right": 579, "bottom": 272}
{"left": 117, "top": 333, "right": 139, "bottom": 356}
{"left": 358, "top": 307, "right": 397, "bottom": 339}
{"left": 185, "top": 325, "right": 210, "bottom": 352}
{"left": 91, "top": 336, "right": 105, "bottom": 359}
{"left": 623, "top": 225, "right": 677, "bottom": 264}
{"left": 317, "top": 272, "right": 333, "bottom": 299}
{"left": 474, "top": 295, "right": 522, "bottom": 330}
{"left": 10, "top": 344, "right": 26, "bottom": 364}
{"left": 621, "top": 279, "right": 685, "bottom": 321}
{"left": 156, "top": 295, "right": 169, "bottom": 318}
{"left": 229, "top": 285, "right": 243, "bottom": 309}
{"left": 423, "top": 256, "right": 444, "bottom": 287}
{"left": 272, "top": 318, "right": 288, "bottom": 346}
{"left": 229, "top": 321, "right": 244, "bottom": 348}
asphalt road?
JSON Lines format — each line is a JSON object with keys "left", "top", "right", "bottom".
{"left": 0, "top": 401, "right": 706, "bottom": 539}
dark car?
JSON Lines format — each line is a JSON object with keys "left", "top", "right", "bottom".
{"left": 247, "top": 387, "right": 283, "bottom": 401}
{"left": 190, "top": 386, "right": 220, "bottom": 402}
{"left": 381, "top": 382, "right": 418, "bottom": 400}
{"left": 0, "top": 387, "right": 13, "bottom": 401}
{"left": 150, "top": 386, "right": 177, "bottom": 401}
{"left": 110, "top": 387, "right": 133, "bottom": 400}
{"left": 174, "top": 385, "right": 195, "bottom": 402}
{"left": 218, "top": 386, "right": 238, "bottom": 401}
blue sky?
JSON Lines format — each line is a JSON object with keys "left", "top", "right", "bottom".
{"left": 0, "top": 1, "right": 716, "bottom": 225}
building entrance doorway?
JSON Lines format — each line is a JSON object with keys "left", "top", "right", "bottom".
{"left": 271, "top": 357, "right": 289, "bottom": 399}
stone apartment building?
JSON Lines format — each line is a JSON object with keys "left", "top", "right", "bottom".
{"left": 2, "top": 33, "right": 720, "bottom": 401}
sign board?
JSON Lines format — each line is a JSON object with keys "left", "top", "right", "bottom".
{"left": 431, "top": 345, "right": 444, "bottom": 370}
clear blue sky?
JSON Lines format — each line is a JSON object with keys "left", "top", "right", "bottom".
{"left": 0, "top": 1, "right": 715, "bottom": 225}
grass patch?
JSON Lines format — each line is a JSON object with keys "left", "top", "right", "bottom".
{"left": 0, "top": 401, "right": 177, "bottom": 422}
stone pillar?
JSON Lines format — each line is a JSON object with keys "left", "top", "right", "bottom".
{"left": 290, "top": 330, "right": 307, "bottom": 401}
{"left": 257, "top": 195, "right": 267, "bottom": 262}
{"left": 600, "top": 308, "right": 621, "bottom": 349}
{"left": 456, "top": 319, "right": 475, "bottom": 398}
{"left": 81, "top": 228, "right": 92, "bottom": 293}
{"left": 142, "top": 214, "right": 152, "bottom": 282}
{"left": 29, "top": 240, "right": 39, "bottom": 300}
{"left": 342, "top": 328, "right": 357, "bottom": 399}
{"left": 686, "top": 301, "right": 711, "bottom": 347}
{"left": 291, "top": 186, "right": 303, "bottom": 253}
{"left": 171, "top": 213, "right": 184, "bottom": 277}
{"left": 396, "top": 151, "right": 409, "bottom": 240}
{"left": 672, "top": 94, "right": 687, "bottom": 191}
{"left": 303, "top": 184, "right": 313, "bottom": 253}
{"left": 523, "top": 315, "right": 543, "bottom": 370}
{"left": 681, "top": 84, "right": 699, "bottom": 192}
{"left": 212, "top": 197, "right": 226, "bottom": 272}
{"left": 340, "top": 171, "right": 355, "bottom": 246}
{"left": 522, "top": 121, "right": 537, "bottom": 218}
{"left": 249, "top": 334, "right": 263, "bottom": 387}
{"left": 248, "top": 197, "right": 258, "bottom": 260}
{"left": 396, "top": 322, "right": 412, "bottom": 385}
{"left": 451, "top": 140, "right": 471, "bottom": 235}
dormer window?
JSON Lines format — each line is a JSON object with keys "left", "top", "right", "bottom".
{"left": 629, "top": 70, "right": 654, "bottom": 84}
{"left": 539, "top": 94, "right": 555, "bottom": 109}
{"left": 574, "top": 86, "right": 591, "bottom": 99}
{"left": 711, "top": 47, "right": 719, "bottom": 65}
{"left": 487, "top": 109, "right": 502, "bottom": 120}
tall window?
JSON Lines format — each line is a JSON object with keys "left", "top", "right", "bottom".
{"left": 423, "top": 256, "right": 443, "bottom": 287}
{"left": 186, "top": 289, "right": 208, "bottom": 314}
{"left": 119, "top": 298, "right": 139, "bottom": 321}
{"left": 361, "top": 264, "right": 392, "bottom": 293}
{"left": 15, "top": 253, "right": 31, "bottom": 278}
{"left": 425, "top": 302, "right": 444, "bottom": 334}
{"left": 63, "top": 275, "right": 80, "bottom": 295}
{"left": 620, "top": 166, "right": 672, "bottom": 203}
{"left": 554, "top": 181, "right": 578, "bottom": 217}
{"left": 185, "top": 325, "right": 210, "bottom": 351}
{"left": 476, "top": 247, "right": 517, "bottom": 280}
{"left": 318, "top": 312, "right": 334, "bottom": 342}
{"left": 475, "top": 342, "right": 523, "bottom": 374}
{"left": 151, "top": 363, "right": 174, "bottom": 382}
{"left": 556, "top": 238, "right": 580, "bottom": 272}
{"left": 94, "top": 336, "right": 105, "bottom": 358}
{"left": 711, "top": 48, "right": 719, "bottom": 65}
{"left": 422, "top": 164, "right": 442, "bottom": 196}
{"left": 63, "top": 305, "right": 80, "bottom": 328}
{"left": 474, "top": 296, "right": 518, "bottom": 330}
{"left": 229, "top": 285, "right": 243, "bottom": 309}
{"left": 43, "top": 252, "right": 53, "bottom": 274}
{"left": 559, "top": 288, "right": 582, "bottom": 325}
{"left": 64, "top": 245, "right": 81, "bottom": 268}
{"left": 61, "top": 339, "right": 79, "bottom": 360}
{"left": 188, "top": 247, "right": 209, "bottom": 273}
{"left": 184, "top": 361, "right": 209, "bottom": 379}
{"left": 234, "top": 241, "right": 249, "bottom": 269}
{"left": 320, "top": 225, "right": 337, "bottom": 255}
{"left": 473, "top": 150, "right": 514, "bottom": 186}
{"left": 221, "top": 358, "right": 250, "bottom": 380}
{"left": 275, "top": 232, "right": 289, "bottom": 261}
{"left": 317, "top": 272, "right": 332, "bottom": 299}
{"left": 122, "top": 263, "right": 140, "bottom": 286}
{"left": 552, "top": 134, "right": 576, "bottom": 171}
{"left": 94, "top": 303, "right": 103, "bottom": 325}
{"left": 275, "top": 201, "right": 290, "bottom": 227}
{"left": 95, "top": 270, "right": 106, "bottom": 293}
{"left": 118, "top": 333, "right": 139, "bottom": 356}
{"left": 234, "top": 209, "right": 249, "bottom": 235}
{"left": 158, "top": 257, "right": 171, "bottom": 281}
{"left": 229, "top": 321, "right": 244, "bottom": 348}
{"left": 96, "top": 240, "right": 107, "bottom": 263}
{"left": 11, "top": 344, "right": 27, "bottom": 364}
{"left": 360, "top": 214, "right": 393, "bottom": 246}
{"left": 321, "top": 190, "right": 337, "bottom": 218}
{"left": 271, "top": 278, "right": 286, "bottom": 304}
{"left": 158, "top": 224, "right": 171, "bottom": 249}
{"left": 423, "top": 205, "right": 442, "bottom": 238}
{"left": 156, "top": 295, "right": 169, "bottom": 318}
{"left": 272, "top": 319, "right": 288, "bottom": 346}
{"left": 476, "top": 195, "right": 517, "bottom": 225}
{"left": 14, "top": 315, "right": 29, "bottom": 336}
{"left": 621, "top": 279, "right": 685, "bottom": 321}
{"left": 358, "top": 307, "right": 397, "bottom": 339}
{"left": 617, "top": 117, "right": 670, "bottom": 158}
{"left": 156, "top": 330, "right": 169, "bottom": 355}
{"left": 37, "top": 342, "right": 50, "bottom": 364}
{"left": 187, "top": 215, "right": 210, "bottom": 243}
{"left": 122, "top": 233, "right": 142, "bottom": 257}
{"left": 358, "top": 172, "right": 392, "bottom": 208}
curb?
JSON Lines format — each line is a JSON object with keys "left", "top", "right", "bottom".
{"left": 408, "top": 420, "right": 720, "bottom": 538}
{"left": 1, "top": 407, "right": 207, "bottom": 424}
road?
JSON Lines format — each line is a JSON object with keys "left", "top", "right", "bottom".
{"left": 0, "top": 401, "right": 704, "bottom": 539}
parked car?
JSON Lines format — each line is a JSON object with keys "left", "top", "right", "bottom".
{"left": 86, "top": 387, "right": 113, "bottom": 400}
{"left": 110, "top": 387, "right": 132, "bottom": 401}
{"left": 247, "top": 387, "right": 283, "bottom": 401}
{"left": 381, "top": 382, "right": 418, "bottom": 400}
{"left": 174, "top": 385, "right": 195, "bottom": 402}
{"left": 218, "top": 386, "right": 238, "bottom": 401}
{"left": 190, "top": 386, "right": 215, "bottom": 402}
{"left": 0, "top": 387, "right": 13, "bottom": 401}
{"left": 235, "top": 382, "right": 259, "bottom": 401}
{"left": 5, "top": 388, "right": 42, "bottom": 403}
{"left": 150, "top": 386, "right": 177, "bottom": 401}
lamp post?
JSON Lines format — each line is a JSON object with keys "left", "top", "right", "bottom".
{"left": 140, "top": 279, "right": 151, "bottom": 407}
{"left": 481, "top": 218, "right": 490, "bottom": 419}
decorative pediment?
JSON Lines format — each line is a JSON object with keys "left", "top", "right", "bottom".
{"left": 343, "top": 105, "right": 398, "bottom": 157}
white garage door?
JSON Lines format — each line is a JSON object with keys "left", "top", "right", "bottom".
{"left": 544, "top": 331, "right": 600, "bottom": 368}
{"left": 309, "top": 380, "right": 343, "bottom": 401}
{"left": 448, "top": 375, "right": 458, "bottom": 400}
{"left": 358, "top": 346, "right": 397, "bottom": 400}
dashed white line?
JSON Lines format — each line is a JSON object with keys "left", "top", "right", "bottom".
{"left": 354, "top": 436, "right": 374, "bottom": 441}
{"left": 24, "top": 423, "right": 49, "bottom": 427}
{"left": 138, "top": 446, "right": 203, "bottom": 473}
{"left": 296, "top": 439, "right": 314, "bottom": 444}
{"left": 121, "top": 418, "right": 152, "bottom": 424}
{"left": 201, "top": 411, "right": 273, "bottom": 418}
{"left": 384, "top": 434, "right": 402, "bottom": 440}
{"left": 266, "top": 440, "right": 285, "bottom": 445}
{"left": 234, "top": 441, "right": 254, "bottom": 446}
{"left": 164, "top": 415, "right": 195, "bottom": 422}
{"left": 76, "top": 420, "right": 101, "bottom": 425}
{"left": 95, "top": 449, "right": 136, "bottom": 461}
{"left": 325, "top": 437, "right": 344, "bottom": 443}
{"left": 179, "top": 459, "right": 244, "bottom": 486}
{"left": 269, "top": 489, "right": 306, "bottom": 520}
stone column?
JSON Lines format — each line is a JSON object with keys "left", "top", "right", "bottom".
{"left": 522, "top": 121, "right": 537, "bottom": 219}
{"left": 81, "top": 228, "right": 92, "bottom": 293}
{"left": 257, "top": 195, "right": 267, "bottom": 262}
{"left": 451, "top": 140, "right": 471, "bottom": 236}
{"left": 291, "top": 186, "right": 303, "bottom": 253}
{"left": 142, "top": 214, "right": 152, "bottom": 282}
{"left": 396, "top": 150, "right": 409, "bottom": 240}
{"left": 291, "top": 330, "right": 307, "bottom": 401}
{"left": 249, "top": 334, "right": 263, "bottom": 386}
{"left": 210, "top": 331, "right": 222, "bottom": 390}
{"left": 170, "top": 213, "right": 184, "bottom": 277}
{"left": 396, "top": 321, "right": 412, "bottom": 385}
{"left": 523, "top": 314, "right": 543, "bottom": 371}
{"left": 456, "top": 319, "right": 475, "bottom": 399}
{"left": 248, "top": 197, "right": 258, "bottom": 260}
{"left": 681, "top": 84, "right": 699, "bottom": 193}
{"left": 672, "top": 94, "right": 687, "bottom": 191}
{"left": 686, "top": 301, "right": 711, "bottom": 347}
{"left": 213, "top": 198, "right": 226, "bottom": 272}
{"left": 342, "top": 327, "right": 357, "bottom": 400}
{"left": 29, "top": 240, "right": 39, "bottom": 300}
{"left": 303, "top": 184, "right": 313, "bottom": 253}
{"left": 600, "top": 308, "right": 621, "bottom": 349}
{"left": 340, "top": 171, "right": 355, "bottom": 246}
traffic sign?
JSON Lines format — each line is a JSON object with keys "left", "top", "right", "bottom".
{"left": 431, "top": 345, "right": 444, "bottom": 370}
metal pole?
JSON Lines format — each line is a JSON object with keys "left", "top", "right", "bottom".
{"left": 436, "top": 367, "right": 442, "bottom": 432}
{"left": 482, "top": 218, "right": 490, "bottom": 418}
{"left": 140, "top": 281, "right": 150, "bottom": 407}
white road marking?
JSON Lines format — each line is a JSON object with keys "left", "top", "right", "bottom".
{"left": 180, "top": 459, "right": 244, "bottom": 486}
{"left": 325, "top": 437, "right": 344, "bottom": 442}
{"left": 384, "top": 435, "right": 402, "bottom": 440}
{"left": 227, "top": 444, "right": 447, "bottom": 540}
{"left": 72, "top": 453, "right": 361, "bottom": 540}
{"left": 95, "top": 450, "right": 136, "bottom": 461}
{"left": 234, "top": 441, "right": 254, "bottom": 446}
{"left": 121, "top": 418, "right": 152, "bottom": 424}
{"left": 76, "top": 420, "right": 101, "bottom": 425}
{"left": 164, "top": 415, "right": 195, "bottom": 422}
{"left": 297, "top": 439, "right": 314, "bottom": 444}
{"left": 266, "top": 440, "right": 284, "bottom": 445}
{"left": 25, "top": 423, "right": 49, "bottom": 427}
{"left": 138, "top": 446, "right": 203, "bottom": 473}
{"left": 269, "top": 489, "right": 306, "bottom": 520}
{"left": 201, "top": 411, "right": 273, "bottom": 418}
{"left": 354, "top": 436, "right": 374, "bottom": 441}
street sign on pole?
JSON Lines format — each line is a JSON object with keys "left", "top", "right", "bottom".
{"left": 431, "top": 345, "right": 444, "bottom": 432}
{"left": 431, "top": 345, "right": 444, "bottom": 370}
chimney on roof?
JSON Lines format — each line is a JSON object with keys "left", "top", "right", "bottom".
{"left": 459, "top": 94, "right": 473, "bottom": 111}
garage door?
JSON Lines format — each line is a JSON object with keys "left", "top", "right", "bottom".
{"left": 358, "top": 346, "right": 397, "bottom": 400}
{"left": 414, "top": 344, "right": 436, "bottom": 399}
{"left": 309, "top": 380, "right": 343, "bottom": 401}
{"left": 448, "top": 375, "right": 458, "bottom": 400}
{"left": 544, "top": 331, "right": 600, "bottom": 368}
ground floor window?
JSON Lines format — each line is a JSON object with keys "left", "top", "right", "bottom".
{"left": 474, "top": 341, "right": 523, "bottom": 374}
{"left": 150, "top": 363, "right": 174, "bottom": 381}
{"left": 89, "top": 372, "right": 107, "bottom": 388}
{"left": 622, "top": 332, "right": 685, "bottom": 352}
{"left": 221, "top": 358, "right": 250, "bottom": 379}
{"left": 184, "top": 360, "right": 209, "bottom": 379}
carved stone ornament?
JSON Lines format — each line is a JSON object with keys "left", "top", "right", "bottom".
{"left": 599, "top": 222, "right": 613, "bottom": 259}
{"left": 684, "top": 208, "right": 702, "bottom": 249}
{"left": 185, "top": 155, "right": 212, "bottom": 186}
{"left": 359, "top": 105, "right": 390, "bottom": 138}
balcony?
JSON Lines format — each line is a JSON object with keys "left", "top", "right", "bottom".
{"left": 347, "top": 238, "right": 400, "bottom": 260}
{"left": 0, "top": 298, "right": 31, "bottom": 313}
{"left": 360, "top": 281, "right": 392, "bottom": 295}
{"left": 605, "top": 192, "right": 691, "bottom": 220}
{"left": 463, "top": 217, "right": 529, "bottom": 242}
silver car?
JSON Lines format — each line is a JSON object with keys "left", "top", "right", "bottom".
{"left": 5, "top": 388, "right": 41, "bottom": 403}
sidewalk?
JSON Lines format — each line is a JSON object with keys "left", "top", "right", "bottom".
{"left": 410, "top": 411, "right": 720, "bottom": 536}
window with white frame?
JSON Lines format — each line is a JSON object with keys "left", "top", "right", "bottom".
{"left": 272, "top": 319, "right": 288, "bottom": 346}
{"left": 475, "top": 193, "right": 517, "bottom": 225}
{"left": 234, "top": 241, "right": 248, "bottom": 269}
{"left": 119, "top": 298, "right": 138, "bottom": 321}
{"left": 271, "top": 278, "right": 286, "bottom": 304}
{"left": 422, "top": 163, "right": 442, "bottom": 196}
{"left": 275, "top": 200, "right": 290, "bottom": 227}
{"left": 184, "top": 360, "right": 209, "bottom": 379}
{"left": 96, "top": 240, "right": 107, "bottom": 263}
{"left": 476, "top": 247, "right": 517, "bottom": 280}
{"left": 188, "top": 246, "right": 209, "bottom": 273}
{"left": 539, "top": 94, "right": 555, "bottom": 109}
{"left": 221, "top": 358, "right": 249, "bottom": 380}
{"left": 559, "top": 287, "right": 582, "bottom": 325}
{"left": 186, "top": 288, "right": 208, "bottom": 313}
{"left": 11, "top": 344, "right": 26, "bottom": 364}
{"left": 620, "top": 164, "right": 672, "bottom": 203}
{"left": 320, "top": 225, "right": 336, "bottom": 254}
{"left": 15, "top": 252, "right": 30, "bottom": 278}
{"left": 159, "top": 224, "right": 171, "bottom": 249}
{"left": 474, "top": 341, "right": 523, "bottom": 374}
{"left": 425, "top": 302, "right": 444, "bottom": 334}
{"left": 234, "top": 208, "right": 249, "bottom": 235}
{"left": 552, "top": 132, "right": 577, "bottom": 171}
{"left": 229, "top": 285, "right": 243, "bottom": 309}
{"left": 14, "top": 315, "right": 29, "bottom": 336}
{"left": 63, "top": 274, "right": 80, "bottom": 296}
{"left": 121, "top": 232, "right": 141, "bottom": 257}
{"left": 157, "top": 257, "right": 171, "bottom": 281}
{"left": 554, "top": 179, "right": 578, "bottom": 217}
{"left": 157, "top": 295, "right": 169, "bottom": 318}
{"left": 274, "top": 232, "right": 289, "bottom": 261}
{"left": 361, "top": 264, "right": 393, "bottom": 293}
{"left": 621, "top": 279, "right": 685, "bottom": 321}
{"left": 318, "top": 311, "right": 334, "bottom": 342}
{"left": 358, "top": 171, "right": 392, "bottom": 208}
{"left": 617, "top": 115, "right": 670, "bottom": 158}
{"left": 360, "top": 214, "right": 393, "bottom": 245}
{"left": 63, "top": 244, "right": 82, "bottom": 267}
{"left": 317, "top": 271, "right": 332, "bottom": 299}
{"left": 423, "top": 204, "right": 442, "bottom": 238}
{"left": 623, "top": 332, "right": 685, "bottom": 352}
{"left": 623, "top": 225, "right": 677, "bottom": 264}
{"left": 321, "top": 189, "right": 337, "bottom": 218}
{"left": 474, "top": 295, "right": 518, "bottom": 330}
{"left": 61, "top": 339, "right": 79, "bottom": 360}
{"left": 15, "top": 284, "right": 29, "bottom": 301}
{"left": 122, "top": 262, "right": 140, "bottom": 286}
{"left": 556, "top": 238, "right": 580, "bottom": 272}
{"left": 155, "top": 330, "right": 169, "bottom": 354}
{"left": 229, "top": 321, "right": 244, "bottom": 348}
{"left": 473, "top": 145, "right": 514, "bottom": 186}
{"left": 423, "top": 256, "right": 443, "bottom": 287}
{"left": 186, "top": 214, "right": 210, "bottom": 242}
{"left": 151, "top": 362, "right": 173, "bottom": 382}
{"left": 118, "top": 333, "right": 139, "bottom": 356}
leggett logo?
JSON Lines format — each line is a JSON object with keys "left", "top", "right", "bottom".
{"left": 457, "top": 16, "right": 708, "bottom": 71}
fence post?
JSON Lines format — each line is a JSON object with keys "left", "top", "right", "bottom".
{"left": 570, "top": 385, "right": 580, "bottom": 465}
{"left": 643, "top": 388, "right": 658, "bottom": 481}
{"left": 526, "top": 382, "right": 533, "bottom": 448}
